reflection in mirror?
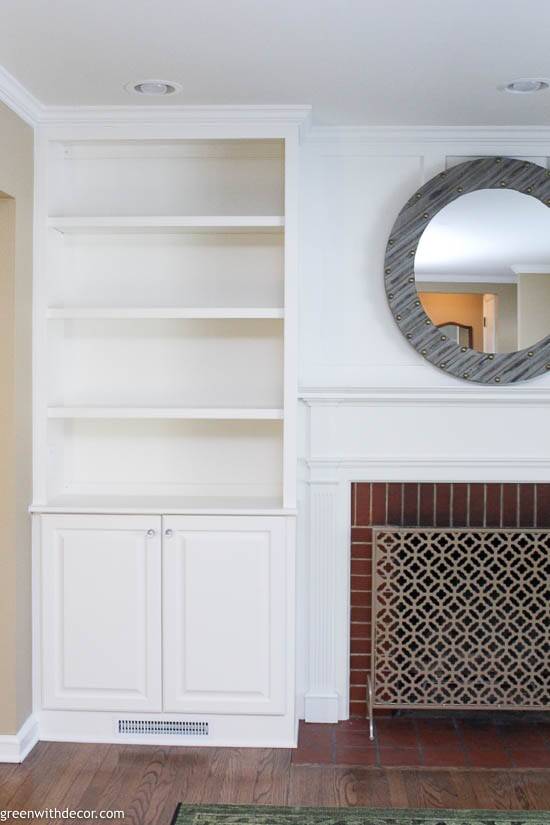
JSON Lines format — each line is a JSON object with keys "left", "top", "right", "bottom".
{"left": 415, "top": 188, "right": 550, "bottom": 353}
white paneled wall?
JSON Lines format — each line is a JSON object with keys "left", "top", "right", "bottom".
{"left": 297, "top": 129, "right": 550, "bottom": 722}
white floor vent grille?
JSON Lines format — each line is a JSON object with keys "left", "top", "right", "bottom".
{"left": 118, "top": 719, "right": 209, "bottom": 736}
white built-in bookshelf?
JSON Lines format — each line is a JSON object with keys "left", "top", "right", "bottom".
{"left": 34, "top": 137, "right": 296, "bottom": 513}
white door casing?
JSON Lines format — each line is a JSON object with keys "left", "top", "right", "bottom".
{"left": 163, "top": 515, "right": 287, "bottom": 715}
{"left": 41, "top": 514, "right": 162, "bottom": 711}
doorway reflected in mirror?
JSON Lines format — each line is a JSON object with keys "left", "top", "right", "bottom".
{"left": 415, "top": 188, "right": 550, "bottom": 353}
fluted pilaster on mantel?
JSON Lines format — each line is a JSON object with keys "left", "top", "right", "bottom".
{"left": 304, "top": 480, "right": 341, "bottom": 722}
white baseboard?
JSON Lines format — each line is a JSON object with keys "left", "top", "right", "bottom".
{"left": 0, "top": 714, "right": 39, "bottom": 763}
{"left": 304, "top": 692, "right": 340, "bottom": 723}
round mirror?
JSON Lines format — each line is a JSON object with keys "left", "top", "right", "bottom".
{"left": 384, "top": 156, "right": 550, "bottom": 383}
{"left": 415, "top": 189, "right": 550, "bottom": 354}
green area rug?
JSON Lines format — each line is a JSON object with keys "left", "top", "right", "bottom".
{"left": 171, "top": 805, "right": 550, "bottom": 825}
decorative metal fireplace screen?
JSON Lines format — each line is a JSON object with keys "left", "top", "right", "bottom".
{"left": 367, "top": 528, "right": 549, "bottom": 738}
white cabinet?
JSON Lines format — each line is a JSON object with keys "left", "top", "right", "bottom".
{"left": 163, "top": 516, "right": 289, "bottom": 715}
{"left": 40, "top": 514, "right": 162, "bottom": 712}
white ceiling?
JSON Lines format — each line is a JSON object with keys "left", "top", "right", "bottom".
{"left": 415, "top": 189, "right": 550, "bottom": 283}
{"left": 2, "top": 0, "right": 550, "bottom": 123}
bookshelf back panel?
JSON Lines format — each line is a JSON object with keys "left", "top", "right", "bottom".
{"left": 49, "top": 232, "right": 284, "bottom": 309}
{"left": 48, "top": 319, "right": 283, "bottom": 408}
{"left": 49, "top": 140, "right": 284, "bottom": 217}
{"left": 50, "top": 419, "right": 283, "bottom": 497}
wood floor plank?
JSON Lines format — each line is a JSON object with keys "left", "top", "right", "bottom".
{"left": 251, "top": 748, "right": 291, "bottom": 805}
{"left": 399, "top": 769, "right": 471, "bottom": 809}
{"left": 2, "top": 741, "right": 549, "bottom": 823}
{"left": 333, "top": 767, "right": 393, "bottom": 807}
{"left": 288, "top": 765, "right": 339, "bottom": 806}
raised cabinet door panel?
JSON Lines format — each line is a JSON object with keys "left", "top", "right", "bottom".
{"left": 163, "top": 516, "right": 288, "bottom": 715}
{"left": 41, "top": 514, "right": 162, "bottom": 711}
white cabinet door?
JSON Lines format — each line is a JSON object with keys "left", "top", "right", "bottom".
{"left": 41, "top": 514, "right": 162, "bottom": 711}
{"left": 163, "top": 516, "right": 289, "bottom": 715}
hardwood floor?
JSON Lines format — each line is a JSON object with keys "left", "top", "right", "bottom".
{"left": 0, "top": 742, "right": 549, "bottom": 825}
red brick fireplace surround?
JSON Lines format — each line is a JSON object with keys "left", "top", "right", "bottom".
{"left": 349, "top": 481, "right": 550, "bottom": 717}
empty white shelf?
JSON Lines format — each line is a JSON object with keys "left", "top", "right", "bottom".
{"left": 30, "top": 495, "right": 294, "bottom": 516}
{"left": 47, "top": 406, "right": 284, "bottom": 420}
{"left": 47, "top": 216, "right": 285, "bottom": 233}
{"left": 46, "top": 307, "right": 285, "bottom": 320}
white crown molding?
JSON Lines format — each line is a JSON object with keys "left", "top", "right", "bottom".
{"left": 511, "top": 264, "right": 550, "bottom": 275}
{"left": 0, "top": 714, "right": 39, "bottom": 763}
{"left": 0, "top": 64, "right": 43, "bottom": 126}
{"left": 305, "top": 124, "right": 550, "bottom": 146}
{"left": 0, "top": 62, "right": 314, "bottom": 130}
{"left": 37, "top": 103, "right": 313, "bottom": 128}
{"left": 299, "top": 386, "right": 550, "bottom": 406}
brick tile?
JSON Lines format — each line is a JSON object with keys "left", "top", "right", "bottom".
{"left": 351, "top": 558, "right": 370, "bottom": 576}
{"left": 403, "top": 483, "right": 418, "bottom": 526}
{"left": 350, "top": 590, "right": 369, "bottom": 607}
{"left": 334, "top": 746, "right": 377, "bottom": 766}
{"left": 459, "top": 721, "right": 503, "bottom": 749}
{"left": 298, "top": 723, "right": 335, "bottom": 746}
{"left": 350, "top": 686, "right": 367, "bottom": 701}
{"left": 351, "top": 574, "right": 372, "bottom": 593}
{"left": 519, "top": 484, "right": 535, "bottom": 527}
{"left": 419, "top": 483, "right": 435, "bottom": 526}
{"left": 375, "top": 719, "right": 417, "bottom": 748}
{"left": 464, "top": 747, "right": 512, "bottom": 768}
{"left": 351, "top": 542, "right": 372, "bottom": 560}
{"left": 469, "top": 483, "right": 485, "bottom": 526}
{"left": 371, "top": 483, "right": 387, "bottom": 524}
{"left": 349, "top": 669, "right": 368, "bottom": 686}
{"left": 292, "top": 744, "right": 334, "bottom": 765}
{"left": 387, "top": 483, "right": 402, "bottom": 525}
{"left": 350, "top": 701, "right": 367, "bottom": 717}
{"left": 485, "top": 483, "right": 501, "bottom": 527}
{"left": 497, "top": 724, "right": 548, "bottom": 749}
{"left": 335, "top": 727, "right": 374, "bottom": 746}
{"left": 415, "top": 718, "right": 459, "bottom": 747}
{"left": 339, "top": 718, "right": 372, "bottom": 730}
{"left": 435, "top": 483, "right": 451, "bottom": 527}
{"left": 355, "top": 484, "right": 371, "bottom": 526}
{"left": 508, "top": 749, "right": 550, "bottom": 769}
{"left": 350, "top": 654, "right": 370, "bottom": 670}
{"left": 423, "top": 746, "right": 468, "bottom": 768}
{"left": 379, "top": 747, "right": 422, "bottom": 767}
{"left": 536, "top": 484, "right": 550, "bottom": 527}
{"left": 452, "top": 483, "right": 468, "bottom": 526}
{"left": 351, "top": 527, "right": 374, "bottom": 542}
{"left": 502, "top": 483, "right": 518, "bottom": 527}
{"left": 350, "top": 638, "right": 370, "bottom": 654}
{"left": 351, "top": 606, "right": 370, "bottom": 623}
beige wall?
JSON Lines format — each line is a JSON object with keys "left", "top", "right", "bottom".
{"left": 0, "top": 101, "right": 33, "bottom": 734}
{"left": 517, "top": 273, "right": 550, "bottom": 350}
{"left": 419, "top": 282, "right": 518, "bottom": 353}
{"left": 419, "top": 291, "right": 484, "bottom": 350}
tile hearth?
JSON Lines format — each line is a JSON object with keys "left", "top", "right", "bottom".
{"left": 292, "top": 718, "right": 550, "bottom": 769}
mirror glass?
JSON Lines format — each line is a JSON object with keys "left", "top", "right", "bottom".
{"left": 415, "top": 189, "right": 550, "bottom": 353}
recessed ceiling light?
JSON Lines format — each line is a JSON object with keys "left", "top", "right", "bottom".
{"left": 501, "top": 78, "right": 550, "bottom": 94}
{"left": 125, "top": 79, "right": 182, "bottom": 97}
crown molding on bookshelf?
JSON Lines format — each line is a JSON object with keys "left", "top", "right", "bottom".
{"left": 0, "top": 64, "right": 43, "bottom": 126}
{"left": 304, "top": 124, "right": 550, "bottom": 147}
{"left": 0, "top": 63, "right": 313, "bottom": 130}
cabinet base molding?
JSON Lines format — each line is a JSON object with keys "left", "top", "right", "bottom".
{"left": 37, "top": 710, "right": 297, "bottom": 749}
{"left": 0, "top": 714, "right": 39, "bottom": 763}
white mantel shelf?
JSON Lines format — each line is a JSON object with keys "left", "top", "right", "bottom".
{"left": 299, "top": 386, "right": 550, "bottom": 406}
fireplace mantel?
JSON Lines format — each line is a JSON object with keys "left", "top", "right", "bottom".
{"left": 299, "top": 388, "right": 550, "bottom": 723}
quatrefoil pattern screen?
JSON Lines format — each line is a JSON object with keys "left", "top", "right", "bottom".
{"left": 373, "top": 529, "right": 549, "bottom": 709}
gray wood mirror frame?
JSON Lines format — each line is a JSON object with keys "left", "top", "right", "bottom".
{"left": 385, "top": 156, "right": 550, "bottom": 383}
